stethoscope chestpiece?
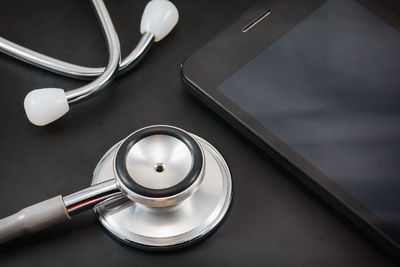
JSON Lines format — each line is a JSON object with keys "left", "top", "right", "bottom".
{"left": 0, "top": 125, "right": 232, "bottom": 249}
{"left": 92, "top": 125, "right": 233, "bottom": 250}
{"left": 114, "top": 125, "right": 205, "bottom": 207}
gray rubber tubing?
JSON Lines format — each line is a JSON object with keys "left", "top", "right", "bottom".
{"left": 0, "top": 195, "right": 70, "bottom": 244}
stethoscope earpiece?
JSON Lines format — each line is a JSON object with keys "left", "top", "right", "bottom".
{"left": 24, "top": 88, "right": 69, "bottom": 126}
{"left": 140, "top": 0, "right": 179, "bottom": 42}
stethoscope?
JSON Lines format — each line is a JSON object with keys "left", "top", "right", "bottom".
{"left": 0, "top": 0, "right": 233, "bottom": 250}
{"left": 0, "top": 125, "right": 233, "bottom": 249}
{"left": 0, "top": 0, "right": 178, "bottom": 126}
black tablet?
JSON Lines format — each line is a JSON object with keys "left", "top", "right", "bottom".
{"left": 181, "top": 0, "right": 400, "bottom": 258}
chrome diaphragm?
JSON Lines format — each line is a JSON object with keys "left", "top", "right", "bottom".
{"left": 91, "top": 125, "right": 232, "bottom": 249}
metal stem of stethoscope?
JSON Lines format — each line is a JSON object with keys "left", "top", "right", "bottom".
{"left": 65, "top": 0, "right": 120, "bottom": 104}
{"left": 0, "top": 125, "right": 233, "bottom": 249}
{"left": 63, "top": 180, "right": 121, "bottom": 216}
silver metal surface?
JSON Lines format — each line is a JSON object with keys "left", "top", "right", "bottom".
{"left": 115, "top": 32, "right": 154, "bottom": 76}
{"left": 125, "top": 135, "right": 193, "bottom": 190}
{"left": 64, "top": 0, "right": 120, "bottom": 104}
{"left": 91, "top": 134, "right": 232, "bottom": 248}
{"left": 115, "top": 126, "right": 205, "bottom": 208}
{"left": 0, "top": 32, "right": 154, "bottom": 80}
{"left": 63, "top": 180, "right": 121, "bottom": 216}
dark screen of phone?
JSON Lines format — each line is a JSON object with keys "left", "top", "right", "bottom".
{"left": 218, "top": 0, "right": 400, "bottom": 232}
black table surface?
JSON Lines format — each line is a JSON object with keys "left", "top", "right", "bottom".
{"left": 0, "top": 0, "right": 397, "bottom": 266}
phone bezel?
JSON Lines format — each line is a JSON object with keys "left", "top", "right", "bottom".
{"left": 181, "top": 0, "right": 400, "bottom": 258}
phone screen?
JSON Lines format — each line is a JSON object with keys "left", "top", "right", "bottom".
{"left": 218, "top": 0, "right": 400, "bottom": 232}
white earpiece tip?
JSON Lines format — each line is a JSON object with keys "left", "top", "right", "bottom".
{"left": 140, "top": 0, "right": 179, "bottom": 42}
{"left": 24, "top": 88, "right": 69, "bottom": 126}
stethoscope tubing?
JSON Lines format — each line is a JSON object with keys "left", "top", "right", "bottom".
{"left": 0, "top": 179, "right": 120, "bottom": 245}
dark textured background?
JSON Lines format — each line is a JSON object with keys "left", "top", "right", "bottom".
{"left": 0, "top": 0, "right": 397, "bottom": 265}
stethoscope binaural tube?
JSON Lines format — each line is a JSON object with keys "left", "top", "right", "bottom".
{"left": 0, "top": 126, "right": 207, "bottom": 245}
{"left": 1, "top": 0, "right": 179, "bottom": 126}
{"left": 0, "top": 33, "right": 154, "bottom": 81}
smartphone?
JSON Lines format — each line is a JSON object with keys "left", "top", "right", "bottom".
{"left": 181, "top": 0, "right": 400, "bottom": 258}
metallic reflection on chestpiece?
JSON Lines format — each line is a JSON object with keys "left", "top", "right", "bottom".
{"left": 92, "top": 127, "right": 232, "bottom": 248}
{"left": 125, "top": 135, "right": 193, "bottom": 190}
